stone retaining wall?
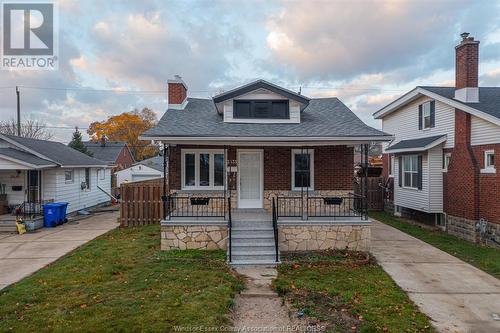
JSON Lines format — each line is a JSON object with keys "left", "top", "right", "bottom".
{"left": 447, "top": 215, "right": 500, "bottom": 248}
{"left": 161, "top": 224, "right": 228, "bottom": 250}
{"left": 278, "top": 224, "right": 370, "bottom": 252}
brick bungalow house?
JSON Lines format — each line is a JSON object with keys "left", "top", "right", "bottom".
{"left": 374, "top": 33, "right": 500, "bottom": 246}
{"left": 140, "top": 77, "right": 391, "bottom": 265}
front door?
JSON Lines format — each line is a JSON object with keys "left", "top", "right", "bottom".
{"left": 238, "top": 150, "right": 263, "bottom": 208}
{"left": 26, "top": 170, "right": 40, "bottom": 202}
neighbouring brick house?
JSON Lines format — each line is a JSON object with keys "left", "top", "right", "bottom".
{"left": 140, "top": 77, "right": 391, "bottom": 265}
{"left": 374, "top": 33, "right": 500, "bottom": 247}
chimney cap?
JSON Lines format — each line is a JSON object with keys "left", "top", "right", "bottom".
{"left": 167, "top": 75, "right": 187, "bottom": 90}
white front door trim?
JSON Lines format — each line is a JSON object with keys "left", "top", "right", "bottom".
{"left": 237, "top": 149, "right": 264, "bottom": 209}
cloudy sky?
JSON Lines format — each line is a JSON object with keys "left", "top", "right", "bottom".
{"left": 1, "top": 0, "right": 500, "bottom": 142}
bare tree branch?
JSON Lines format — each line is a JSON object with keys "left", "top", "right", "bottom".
{"left": 0, "top": 119, "right": 54, "bottom": 140}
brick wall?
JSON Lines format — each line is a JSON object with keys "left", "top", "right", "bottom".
{"left": 168, "top": 145, "right": 354, "bottom": 191}
{"left": 472, "top": 144, "right": 500, "bottom": 224}
{"left": 168, "top": 82, "right": 187, "bottom": 105}
{"left": 444, "top": 110, "right": 480, "bottom": 220}
{"left": 115, "top": 146, "right": 135, "bottom": 169}
{"left": 455, "top": 39, "right": 479, "bottom": 89}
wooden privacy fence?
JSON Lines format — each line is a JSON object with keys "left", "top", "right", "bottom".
{"left": 120, "top": 179, "right": 163, "bottom": 227}
{"left": 354, "top": 176, "right": 384, "bottom": 211}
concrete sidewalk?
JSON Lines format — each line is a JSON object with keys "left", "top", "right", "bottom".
{"left": 370, "top": 219, "right": 500, "bottom": 333}
{"left": 0, "top": 211, "right": 119, "bottom": 290}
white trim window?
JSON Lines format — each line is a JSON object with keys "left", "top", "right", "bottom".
{"left": 402, "top": 155, "right": 419, "bottom": 188}
{"left": 182, "top": 149, "right": 225, "bottom": 190}
{"left": 98, "top": 168, "right": 106, "bottom": 180}
{"left": 422, "top": 101, "right": 431, "bottom": 129}
{"left": 481, "top": 150, "right": 496, "bottom": 173}
{"left": 291, "top": 149, "right": 314, "bottom": 190}
{"left": 442, "top": 152, "right": 451, "bottom": 172}
{"left": 84, "top": 168, "right": 91, "bottom": 190}
{"left": 64, "top": 169, "right": 74, "bottom": 183}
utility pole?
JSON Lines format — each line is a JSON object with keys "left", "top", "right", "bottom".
{"left": 16, "top": 86, "right": 20, "bottom": 136}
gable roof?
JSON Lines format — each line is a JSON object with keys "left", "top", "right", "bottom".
{"left": 373, "top": 86, "right": 500, "bottom": 126}
{"left": 83, "top": 141, "right": 132, "bottom": 165}
{"left": 0, "top": 134, "right": 109, "bottom": 167}
{"left": 212, "top": 79, "right": 310, "bottom": 104}
{"left": 385, "top": 135, "right": 447, "bottom": 153}
{"left": 135, "top": 155, "right": 164, "bottom": 172}
{"left": 141, "top": 97, "right": 391, "bottom": 142}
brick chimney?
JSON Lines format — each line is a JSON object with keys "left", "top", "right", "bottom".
{"left": 167, "top": 75, "right": 188, "bottom": 109}
{"left": 454, "top": 32, "right": 479, "bottom": 103}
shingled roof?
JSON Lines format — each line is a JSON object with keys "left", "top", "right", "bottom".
{"left": 142, "top": 97, "right": 389, "bottom": 140}
{"left": 83, "top": 141, "right": 132, "bottom": 165}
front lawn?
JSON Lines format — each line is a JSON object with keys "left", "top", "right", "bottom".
{"left": 370, "top": 211, "right": 500, "bottom": 279}
{"left": 273, "top": 251, "right": 433, "bottom": 333}
{"left": 0, "top": 225, "right": 243, "bottom": 332}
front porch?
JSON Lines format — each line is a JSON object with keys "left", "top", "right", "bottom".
{"left": 159, "top": 143, "right": 372, "bottom": 264}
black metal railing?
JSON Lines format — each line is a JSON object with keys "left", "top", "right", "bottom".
{"left": 272, "top": 197, "right": 279, "bottom": 262}
{"left": 15, "top": 201, "right": 43, "bottom": 219}
{"left": 168, "top": 195, "right": 226, "bottom": 218}
{"left": 276, "top": 196, "right": 303, "bottom": 218}
{"left": 227, "top": 197, "right": 232, "bottom": 263}
{"left": 276, "top": 194, "right": 367, "bottom": 220}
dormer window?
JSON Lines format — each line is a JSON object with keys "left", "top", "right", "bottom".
{"left": 234, "top": 100, "right": 289, "bottom": 119}
{"left": 418, "top": 100, "right": 435, "bottom": 130}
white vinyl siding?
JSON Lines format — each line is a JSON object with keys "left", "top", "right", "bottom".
{"left": 382, "top": 96, "right": 455, "bottom": 151}
{"left": 222, "top": 88, "right": 301, "bottom": 123}
{"left": 394, "top": 145, "right": 443, "bottom": 213}
{"left": 115, "top": 165, "right": 163, "bottom": 187}
{"left": 470, "top": 116, "right": 500, "bottom": 145}
{"left": 41, "top": 168, "right": 111, "bottom": 214}
{"left": 0, "top": 170, "right": 26, "bottom": 205}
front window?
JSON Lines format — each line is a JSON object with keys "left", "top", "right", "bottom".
{"left": 292, "top": 149, "right": 314, "bottom": 190}
{"left": 182, "top": 150, "right": 225, "bottom": 189}
{"left": 233, "top": 100, "right": 289, "bottom": 119}
{"left": 422, "top": 101, "right": 431, "bottom": 129}
{"left": 402, "top": 155, "right": 419, "bottom": 188}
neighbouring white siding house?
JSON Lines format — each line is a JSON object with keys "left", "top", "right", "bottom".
{"left": 471, "top": 115, "right": 500, "bottom": 146}
{"left": 115, "top": 155, "right": 164, "bottom": 187}
{"left": 0, "top": 134, "right": 112, "bottom": 216}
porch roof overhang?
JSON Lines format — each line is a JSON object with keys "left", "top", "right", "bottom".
{"left": 141, "top": 135, "right": 394, "bottom": 146}
{"left": 385, "top": 135, "right": 447, "bottom": 154}
{"left": 0, "top": 148, "right": 57, "bottom": 170}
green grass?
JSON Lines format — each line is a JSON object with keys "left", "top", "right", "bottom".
{"left": 273, "top": 251, "right": 433, "bottom": 333}
{"left": 0, "top": 225, "right": 243, "bottom": 332}
{"left": 370, "top": 211, "right": 500, "bottom": 279}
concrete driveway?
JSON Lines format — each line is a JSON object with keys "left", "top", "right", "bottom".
{"left": 371, "top": 219, "right": 500, "bottom": 333}
{"left": 0, "top": 211, "right": 119, "bottom": 290}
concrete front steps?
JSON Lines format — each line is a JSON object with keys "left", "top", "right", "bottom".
{"left": 0, "top": 220, "right": 16, "bottom": 233}
{"left": 229, "top": 218, "right": 280, "bottom": 266}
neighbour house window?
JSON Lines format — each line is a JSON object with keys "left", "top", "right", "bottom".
{"left": 292, "top": 149, "right": 314, "bottom": 190}
{"left": 84, "top": 168, "right": 91, "bottom": 189}
{"left": 402, "top": 155, "right": 420, "bottom": 189}
{"left": 389, "top": 155, "right": 395, "bottom": 177}
{"left": 182, "top": 150, "right": 225, "bottom": 189}
{"left": 233, "top": 100, "right": 289, "bottom": 119}
{"left": 99, "top": 168, "right": 106, "bottom": 180}
{"left": 482, "top": 150, "right": 496, "bottom": 173}
{"left": 442, "top": 152, "right": 451, "bottom": 171}
{"left": 65, "top": 170, "right": 74, "bottom": 183}
{"left": 419, "top": 101, "right": 435, "bottom": 130}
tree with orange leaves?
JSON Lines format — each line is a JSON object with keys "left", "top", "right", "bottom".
{"left": 87, "top": 108, "right": 158, "bottom": 161}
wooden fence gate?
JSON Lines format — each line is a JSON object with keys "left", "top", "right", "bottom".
{"left": 120, "top": 179, "right": 163, "bottom": 227}
{"left": 355, "top": 176, "right": 384, "bottom": 211}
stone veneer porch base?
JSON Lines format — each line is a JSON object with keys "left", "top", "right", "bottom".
{"left": 161, "top": 223, "right": 228, "bottom": 250}
{"left": 278, "top": 223, "right": 371, "bottom": 252}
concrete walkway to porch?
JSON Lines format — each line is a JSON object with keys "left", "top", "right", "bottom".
{"left": 0, "top": 211, "right": 119, "bottom": 290}
{"left": 370, "top": 219, "right": 500, "bottom": 333}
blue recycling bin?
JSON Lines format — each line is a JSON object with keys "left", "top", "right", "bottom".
{"left": 43, "top": 203, "right": 59, "bottom": 228}
{"left": 52, "top": 202, "right": 69, "bottom": 224}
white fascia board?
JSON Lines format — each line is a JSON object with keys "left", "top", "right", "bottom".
{"left": 386, "top": 135, "right": 447, "bottom": 154}
{"left": 60, "top": 165, "right": 111, "bottom": 168}
{"left": 373, "top": 87, "right": 500, "bottom": 126}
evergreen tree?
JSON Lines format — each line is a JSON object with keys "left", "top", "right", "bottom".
{"left": 68, "top": 127, "right": 93, "bottom": 156}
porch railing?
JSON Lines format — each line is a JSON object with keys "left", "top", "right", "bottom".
{"left": 15, "top": 201, "right": 43, "bottom": 219}
{"left": 227, "top": 197, "right": 232, "bottom": 262}
{"left": 167, "top": 195, "right": 226, "bottom": 219}
{"left": 271, "top": 197, "right": 279, "bottom": 262}
{"left": 276, "top": 193, "right": 367, "bottom": 220}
